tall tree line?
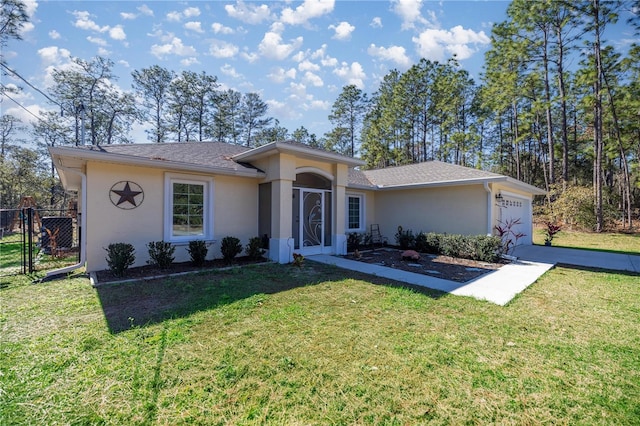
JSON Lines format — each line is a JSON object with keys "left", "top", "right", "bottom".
{"left": 324, "top": 0, "right": 639, "bottom": 230}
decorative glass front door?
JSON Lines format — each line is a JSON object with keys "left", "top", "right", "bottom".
{"left": 293, "top": 188, "right": 331, "bottom": 254}
{"left": 302, "top": 190, "right": 323, "bottom": 250}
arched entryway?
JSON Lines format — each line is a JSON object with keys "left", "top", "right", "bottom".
{"left": 292, "top": 172, "right": 333, "bottom": 255}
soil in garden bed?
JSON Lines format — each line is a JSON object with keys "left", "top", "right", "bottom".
{"left": 343, "top": 248, "right": 507, "bottom": 283}
{"left": 94, "top": 256, "right": 268, "bottom": 284}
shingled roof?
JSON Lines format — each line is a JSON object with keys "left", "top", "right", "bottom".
{"left": 349, "top": 161, "right": 503, "bottom": 189}
{"left": 74, "top": 142, "right": 257, "bottom": 172}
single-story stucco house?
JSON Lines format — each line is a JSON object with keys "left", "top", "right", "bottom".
{"left": 49, "top": 141, "right": 546, "bottom": 273}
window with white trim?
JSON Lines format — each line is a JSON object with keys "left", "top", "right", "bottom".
{"left": 164, "top": 173, "right": 214, "bottom": 242}
{"left": 346, "top": 193, "right": 364, "bottom": 232}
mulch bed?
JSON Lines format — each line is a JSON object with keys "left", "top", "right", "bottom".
{"left": 94, "top": 256, "right": 268, "bottom": 285}
{"left": 343, "top": 248, "right": 507, "bottom": 283}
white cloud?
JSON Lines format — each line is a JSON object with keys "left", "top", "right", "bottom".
{"left": 37, "top": 46, "right": 71, "bottom": 66}
{"left": 109, "top": 25, "right": 126, "bottom": 41}
{"left": 258, "top": 28, "right": 303, "bottom": 60}
{"left": 181, "top": 57, "right": 200, "bottom": 67}
{"left": 97, "top": 47, "right": 111, "bottom": 56}
{"left": 121, "top": 12, "right": 137, "bottom": 20}
{"left": 281, "top": 0, "right": 334, "bottom": 25}
{"left": 392, "top": 0, "right": 431, "bottom": 30}
{"left": 241, "top": 50, "right": 259, "bottom": 63}
{"left": 118, "top": 60, "right": 130, "bottom": 67}
{"left": 328, "top": 21, "right": 355, "bottom": 40}
{"left": 298, "top": 59, "right": 320, "bottom": 72}
{"left": 221, "top": 64, "right": 242, "bottom": 79}
{"left": 166, "top": 11, "right": 182, "bottom": 22}
{"left": 333, "top": 61, "right": 366, "bottom": 88}
{"left": 268, "top": 67, "right": 297, "bottom": 83}
{"left": 184, "top": 7, "right": 201, "bottom": 18}
{"left": 208, "top": 40, "right": 239, "bottom": 58}
{"left": 185, "top": 21, "right": 204, "bottom": 33}
{"left": 87, "top": 36, "right": 107, "bottom": 46}
{"left": 412, "top": 26, "right": 490, "bottom": 61}
{"left": 167, "top": 7, "right": 200, "bottom": 22}
{"left": 150, "top": 36, "right": 197, "bottom": 59}
{"left": 138, "top": 4, "right": 154, "bottom": 16}
{"left": 49, "top": 30, "right": 61, "bottom": 40}
{"left": 225, "top": 1, "right": 273, "bottom": 24}
{"left": 367, "top": 44, "right": 412, "bottom": 68}
{"left": 309, "top": 99, "right": 330, "bottom": 109}
{"left": 303, "top": 71, "right": 323, "bottom": 87}
{"left": 370, "top": 17, "right": 382, "bottom": 28}
{"left": 212, "top": 22, "right": 234, "bottom": 34}
{"left": 311, "top": 44, "right": 338, "bottom": 67}
{"left": 72, "top": 10, "right": 108, "bottom": 32}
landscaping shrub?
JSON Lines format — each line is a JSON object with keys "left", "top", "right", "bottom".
{"left": 221, "top": 236, "right": 242, "bottom": 264}
{"left": 187, "top": 240, "right": 208, "bottom": 266}
{"left": 471, "top": 235, "right": 502, "bottom": 262}
{"left": 347, "top": 233, "right": 362, "bottom": 252}
{"left": 414, "top": 232, "right": 442, "bottom": 254}
{"left": 147, "top": 241, "right": 175, "bottom": 269}
{"left": 245, "top": 236, "right": 264, "bottom": 260}
{"left": 440, "top": 234, "right": 469, "bottom": 258}
{"left": 395, "top": 226, "right": 415, "bottom": 249}
{"left": 105, "top": 243, "right": 135, "bottom": 277}
{"left": 427, "top": 234, "right": 502, "bottom": 263}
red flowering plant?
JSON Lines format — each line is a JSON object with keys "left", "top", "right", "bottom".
{"left": 544, "top": 222, "right": 562, "bottom": 245}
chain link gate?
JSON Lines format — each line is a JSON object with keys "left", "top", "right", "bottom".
{"left": 0, "top": 207, "right": 80, "bottom": 277}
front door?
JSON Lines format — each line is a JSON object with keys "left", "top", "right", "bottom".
{"left": 299, "top": 189, "right": 324, "bottom": 254}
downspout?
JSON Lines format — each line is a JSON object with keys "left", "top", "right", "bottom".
{"left": 483, "top": 182, "right": 493, "bottom": 236}
{"left": 44, "top": 165, "right": 87, "bottom": 279}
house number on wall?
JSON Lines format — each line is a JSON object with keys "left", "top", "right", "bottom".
{"left": 109, "top": 181, "right": 144, "bottom": 209}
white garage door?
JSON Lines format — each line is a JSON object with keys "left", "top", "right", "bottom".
{"left": 499, "top": 194, "right": 532, "bottom": 245}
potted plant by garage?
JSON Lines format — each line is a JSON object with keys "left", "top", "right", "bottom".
{"left": 544, "top": 222, "right": 561, "bottom": 246}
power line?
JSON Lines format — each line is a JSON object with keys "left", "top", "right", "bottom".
{"left": 2, "top": 89, "right": 74, "bottom": 144}
{"left": 0, "top": 62, "right": 74, "bottom": 116}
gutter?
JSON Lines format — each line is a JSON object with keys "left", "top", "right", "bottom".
{"left": 44, "top": 165, "right": 87, "bottom": 280}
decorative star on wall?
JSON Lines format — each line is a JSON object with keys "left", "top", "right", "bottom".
{"left": 109, "top": 181, "right": 144, "bottom": 209}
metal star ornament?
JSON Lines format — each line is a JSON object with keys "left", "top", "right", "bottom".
{"left": 109, "top": 181, "right": 144, "bottom": 209}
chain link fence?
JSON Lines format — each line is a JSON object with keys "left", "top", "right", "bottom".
{"left": 0, "top": 207, "right": 80, "bottom": 277}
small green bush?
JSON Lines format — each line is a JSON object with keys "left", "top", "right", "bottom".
{"left": 187, "top": 240, "right": 208, "bottom": 266}
{"left": 347, "top": 233, "right": 362, "bottom": 252}
{"left": 395, "top": 226, "right": 415, "bottom": 249}
{"left": 245, "top": 237, "right": 264, "bottom": 260}
{"left": 221, "top": 236, "right": 242, "bottom": 264}
{"left": 147, "top": 241, "right": 175, "bottom": 269}
{"left": 414, "top": 232, "right": 442, "bottom": 254}
{"left": 471, "top": 235, "right": 502, "bottom": 262}
{"left": 105, "top": 243, "right": 135, "bottom": 277}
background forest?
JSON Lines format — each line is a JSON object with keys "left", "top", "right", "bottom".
{"left": 2, "top": 0, "right": 639, "bottom": 232}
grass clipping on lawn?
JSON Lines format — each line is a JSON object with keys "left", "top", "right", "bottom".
{"left": 1, "top": 262, "right": 639, "bottom": 425}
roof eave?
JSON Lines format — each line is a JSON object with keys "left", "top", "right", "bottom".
{"left": 49, "top": 146, "right": 266, "bottom": 181}
{"left": 374, "top": 176, "right": 507, "bottom": 190}
{"left": 233, "top": 141, "right": 366, "bottom": 167}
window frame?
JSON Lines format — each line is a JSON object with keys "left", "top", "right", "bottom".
{"left": 346, "top": 193, "right": 365, "bottom": 233}
{"left": 164, "top": 173, "right": 214, "bottom": 243}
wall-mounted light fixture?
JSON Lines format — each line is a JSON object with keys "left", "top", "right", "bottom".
{"left": 495, "top": 193, "right": 503, "bottom": 202}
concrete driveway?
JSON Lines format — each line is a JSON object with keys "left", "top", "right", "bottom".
{"left": 512, "top": 245, "right": 640, "bottom": 273}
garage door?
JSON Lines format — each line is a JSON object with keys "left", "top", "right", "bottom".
{"left": 498, "top": 194, "right": 532, "bottom": 245}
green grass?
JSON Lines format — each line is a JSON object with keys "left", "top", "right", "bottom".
{"left": 1, "top": 262, "right": 639, "bottom": 424}
{"left": 0, "top": 233, "right": 26, "bottom": 271}
{"left": 533, "top": 227, "right": 639, "bottom": 254}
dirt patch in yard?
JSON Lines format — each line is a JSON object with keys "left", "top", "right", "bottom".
{"left": 343, "top": 248, "right": 507, "bottom": 283}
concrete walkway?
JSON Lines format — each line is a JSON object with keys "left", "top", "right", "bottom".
{"left": 309, "top": 246, "right": 639, "bottom": 306}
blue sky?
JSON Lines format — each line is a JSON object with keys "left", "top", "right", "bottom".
{"left": 2, "top": 1, "right": 637, "bottom": 142}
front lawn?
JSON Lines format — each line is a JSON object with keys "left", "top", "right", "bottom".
{"left": 1, "top": 262, "right": 639, "bottom": 424}
{"left": 533, "top": 227, "right": 639, "bottom": 254}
